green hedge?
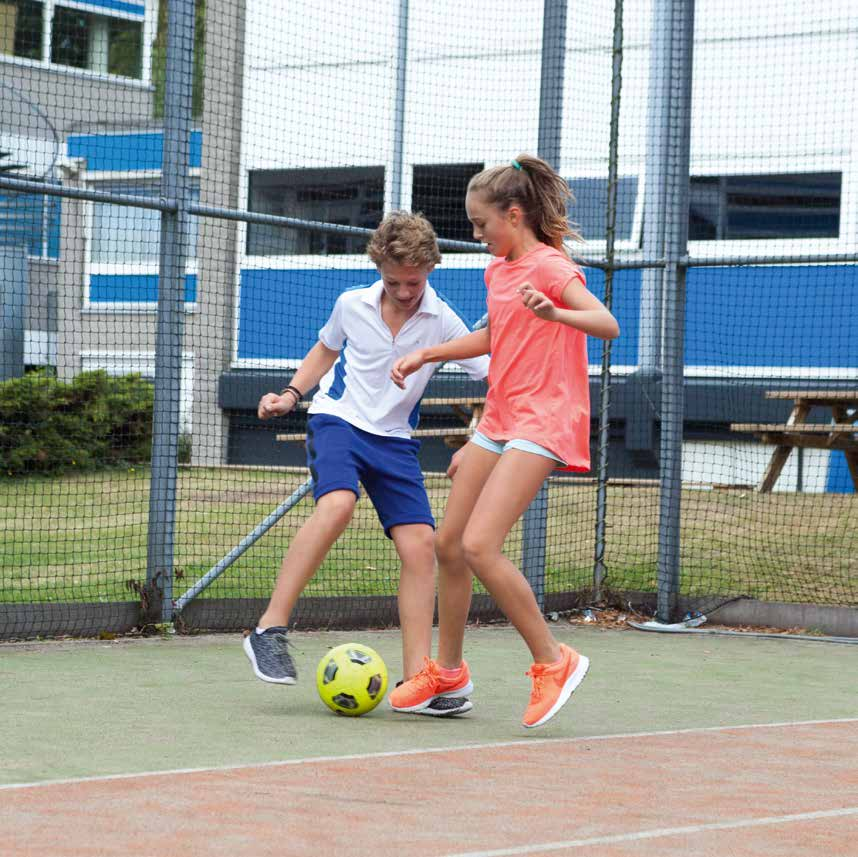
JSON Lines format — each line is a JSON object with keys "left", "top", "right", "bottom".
{"left": 0, "top": 370, "right": 155, "bottom": 476}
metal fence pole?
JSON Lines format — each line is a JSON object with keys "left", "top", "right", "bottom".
{"left": 522, "top": 482, "right": 549, "bottom": 610}
{"left": 522, "top": 0, "right": 568, "bottom": 606}
{"left": 146, "top": 0, "right": 197, "bottom": 625}
{"left": 537, "top": 0, "right": 567, "bottom": 166}
{"left": 656, "top": 0, "right": 695, "bottom": 623}
{"left": 594, "top": 0, "right": 624, "bottom": 599}
{"left": 639, "top": 0, "right": 673, "bottom": 374}
{"left": 390, "top": 0, "right": 409, "bottom": 211}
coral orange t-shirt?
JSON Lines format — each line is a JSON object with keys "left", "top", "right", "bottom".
{"left": 477, "top": 243, "right": 590, "bottom": 472}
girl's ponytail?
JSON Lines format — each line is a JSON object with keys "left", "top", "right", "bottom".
{"left": 467, "top": 153, "right": 582, "bottom": 252}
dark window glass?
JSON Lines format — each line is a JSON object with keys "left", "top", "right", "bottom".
{"left": 1, "top": 0, "right": 43, "bottom": 60}
{"left": 411, "top": 163, "right": 483, "bottom": 250}
{"left": 247, "top": 167, "right": 385, "bottom": 256}
{"left": 689, "top": 173, "right": 841, "bottom": 240}
{"left": 50, "top": 7, "right": 87, "bottom": 68}
{"left": 566, "top": 177, "right": 638, "bottom": 242}
{"left": 107, "top": 17, "right": 142, "bottom": 78}
{"left": 51, "top": 6, "right": 142, "bottom": 78}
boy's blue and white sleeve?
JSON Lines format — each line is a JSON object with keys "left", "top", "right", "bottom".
{"left": 318, "top": 294, "right": 346, "bottom": 350}
{"left": 441, "top": 305, "right": 490, "bottom": 381}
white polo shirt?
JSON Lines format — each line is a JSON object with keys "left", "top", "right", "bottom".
{"left": 308, "top": 280, "right": 489, "bottom": 438}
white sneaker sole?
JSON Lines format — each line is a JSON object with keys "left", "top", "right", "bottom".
{"left": 243, "top": 634, "right": 297, "bottom": 685}
{"left": 523, "top": 654, "right": 590, "bottom": 729}
{"left": 389, "top": 680, "right": 474, "bottom": 713}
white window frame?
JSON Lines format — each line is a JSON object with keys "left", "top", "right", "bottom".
{"left": 0, "top": 0, "right": 153, "bottom": 85}
{"left": 82, "top": 169, "right": 200, "bottom": 313}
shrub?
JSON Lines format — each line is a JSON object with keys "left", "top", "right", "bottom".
{"left": 0, "top": 370, "right": 155, "bottom": 475}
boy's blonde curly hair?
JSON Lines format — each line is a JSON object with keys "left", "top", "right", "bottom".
{"left": 367, "top": 211, "right": 441, "bottom": 268}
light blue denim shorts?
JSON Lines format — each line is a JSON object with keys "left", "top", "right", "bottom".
{"left": 471, "top": 430, "right": 565, "bottom": 465}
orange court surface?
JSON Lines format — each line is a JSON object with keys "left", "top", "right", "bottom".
{"left": 2, "top": 625, "right": 856, "bottom": 856}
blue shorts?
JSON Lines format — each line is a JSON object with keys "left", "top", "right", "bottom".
{"left": 306, "top": 414, "right": 435, "bottom": 539}
{"left": 471, "top": 430, "right": 565, "bottom": 465}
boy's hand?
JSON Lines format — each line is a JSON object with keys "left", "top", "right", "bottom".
{"left": 446, "top": 446, "right": 466, "bottom": 479}
{"left": 391, "top": 349, "right": 427, "bottom": 389}
{"left": 257, "top": 392, "right": 297, "bottom": 420}
{"left": 517, "top": 282, "right": 557, "bottom": 321}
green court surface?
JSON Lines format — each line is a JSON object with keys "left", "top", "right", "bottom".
{"left": 2, "top": 625, "right": 856, "bottom": 786}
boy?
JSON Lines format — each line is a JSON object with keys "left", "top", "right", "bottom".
{"left": 245, "top": 211, "right": 489, "bottom": 715}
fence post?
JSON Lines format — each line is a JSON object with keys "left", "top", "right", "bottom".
{"left": 522, "top": 481, "right": 549, "bottom": 610}
{"left": 594, "top": 0, "right": 624, "bottom": 599}
{"left": 656, "top": 0, "right": 695, "bottom": 623}
{"left": 146, "top": 0, "right": 197, "bottom": 625}
{"left": 0, "top": 246, "right": 27, "bottom": 381}
{"left": 390, "top": 0, "right": 409, "bottom": 211}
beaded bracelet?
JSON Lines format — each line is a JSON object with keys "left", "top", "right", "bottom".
{"left": 279, "top": 384, "right": 303, "bottom": 401}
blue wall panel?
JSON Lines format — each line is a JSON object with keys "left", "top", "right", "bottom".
{"left": 68, "top": 131, "right": 202, "bottom": 172}
{"left": 89, "top": 273, "right": 197, "bottom": 303}
{"left": 826, "top": 452, "right": 856, "bottom": 494}
{"left": 74, "top": 0, "right": 146, "bottom": 16}
{"left": 236, "top": 265, "right": 644, "bottom": 363}
{"left": 685, "top": 265, "right": 857, "bottom": 368}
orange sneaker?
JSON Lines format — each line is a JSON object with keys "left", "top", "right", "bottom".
{"left": 522, "top": 644, "right": 589, "bottom": 728}
{"left": 388, "top": 658, "right": 473, "bottom": 712}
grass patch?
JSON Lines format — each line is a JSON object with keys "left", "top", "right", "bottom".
{"left": 0, "top": 469, "right": 855, "bottom": 607}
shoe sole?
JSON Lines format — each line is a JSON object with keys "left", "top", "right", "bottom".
{"left": 523, "top": 654, "right": 590, "bottom": 729}
{"left": 389, "top": 680, "right": 474, "bottom": 713}
{"left": 242, "top": 634, "right": 297, "bottom": 685}
{"left": 416, "top": 698, "right": 473, "bottom": 717}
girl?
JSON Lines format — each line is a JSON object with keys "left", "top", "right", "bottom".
{"left": 388, "top": 154, "right": 619, "bottom": 728}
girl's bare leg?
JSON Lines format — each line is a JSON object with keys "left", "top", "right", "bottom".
{"left": 460, "top": 450, "right": 561, "bottom": 664}
{"left": 434, "top": 442, "right": 499, "bottom": 669}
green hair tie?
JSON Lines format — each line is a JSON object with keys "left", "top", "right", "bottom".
{"left": 511, "top": 159, "right": 522, "bottom": 170}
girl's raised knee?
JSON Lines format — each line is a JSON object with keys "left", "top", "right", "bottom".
{"left": 461, "top": 536, "right": 496, "bottom": 571}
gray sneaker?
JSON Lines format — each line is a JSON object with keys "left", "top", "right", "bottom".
{"left": 394, "top": 680, "right": 473, "bottom": 717}
{"left": 243, "top": 627, "right": 296, "bottom": 684}
{"left": 420, "top": 695, "right": 473, "bottom": 717}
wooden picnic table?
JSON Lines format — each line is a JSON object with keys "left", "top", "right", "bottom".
{"left": 731, "top": 390, "right": 858, "bottom": 492}
{"left": 275, "top": 397, "right": 485, "bottom": 447}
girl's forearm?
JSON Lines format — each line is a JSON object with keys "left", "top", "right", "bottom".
{"left": 553, "top": 308, "right": 620, "bottom": 340}
{"left": 420, "top": 328, "right": 491, "bottom": 363}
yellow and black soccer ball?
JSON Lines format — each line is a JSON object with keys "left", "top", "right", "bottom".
{"left": 316, "top": 643, "right": 388, "bottom": 716}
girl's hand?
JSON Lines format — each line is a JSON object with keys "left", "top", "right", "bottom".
{"left": 257, "top": 392, "right": 297, "bottom": 420}
{"left": 446, "top": 446, "right": 466, "bottom": 480}
{"left": 517, "top": 282, "right": 557, "bottom": 321}
{"left": 391, "top": 349, "right": 427, "bottom": 389}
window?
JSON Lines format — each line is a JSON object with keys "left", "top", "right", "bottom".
{"left": 91, "top": 181, "right": 200, "bottom": 265}
{"left": 0, "top": 182, "right": 61, "bottom": 259}
{"left": 247, "top": 167, "right": 384, "bottom": 256}
{"left": 412, "top": 163, "right": 483, "bottom": 249}
{"left": 0, "top": 0, "right": 43, "bottom": 60}
{"left": 51, "top": 5, "right": 142, "bottom": 78}
{"left": 689, "top": 173, "right": 841, "bottom": 240}
{"left": 566, "top": 176, "right": 638, "bottom": 242}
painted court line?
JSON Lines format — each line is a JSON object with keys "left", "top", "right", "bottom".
{"left": 2, "top": 716, "right": 857, "bottom": 792}
{"left": 440, "top": 807, "right": 858, "bottom": 857}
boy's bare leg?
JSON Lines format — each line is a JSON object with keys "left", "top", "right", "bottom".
{"left": 435, "top": 443, "right": 499, "bottom": 670}
{"left": 461, "top": 451, "right": 561, "bottom": 664}
{"left": 390, "top": 523, "right": 436, "bottom": 679}
{"left": 258, "top": 490, "right": 357, "bottom": 629}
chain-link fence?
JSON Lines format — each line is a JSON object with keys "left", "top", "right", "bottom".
{"left": 1, "top": 0, "right": 855, "bottom": 640}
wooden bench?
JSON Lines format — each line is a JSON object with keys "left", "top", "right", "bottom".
{"left": 276, "top": 397, "right": 485, "bottom": 448}
{"left": 730, "top": 390, "right": 858, "bottom": 492}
